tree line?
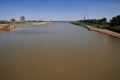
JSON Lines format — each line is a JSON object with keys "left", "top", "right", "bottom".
{"left": 79, "top": 15, "right": 120, "bottom": 27}
{"left": 110, "top": 15, "right": 120, "bottom": 26}
{"left": 79, "top": 18, "right": 107, "bottom": 25}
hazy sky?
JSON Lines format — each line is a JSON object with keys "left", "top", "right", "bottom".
{"left": 0, "top": 0, "right": 120, "bottom": 21}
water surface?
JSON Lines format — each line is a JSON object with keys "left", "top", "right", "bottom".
{"left": 0, "top": 22, "right": 120, "bottom": 80}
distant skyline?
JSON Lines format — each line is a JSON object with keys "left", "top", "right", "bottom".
{"left": 0, "top": 0, "right": 120, "bottom": 21}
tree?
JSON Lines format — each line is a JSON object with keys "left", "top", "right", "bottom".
{"left": 99, "top": 18, "right": 107, "bottom": 25}
{"left": 95, "top": 18, "right": 107, "bottom": 25}
{"left": 11, "top": 18, "right": 16, "bottom": 22}
{"left": 110, "top": 15, "right": 120, "bottom": 26}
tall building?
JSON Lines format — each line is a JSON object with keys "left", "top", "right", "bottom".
{"left": 20, "top": 16, "right": 25, "bottom": 22}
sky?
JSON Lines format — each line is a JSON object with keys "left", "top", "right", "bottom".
{"left": 0, "top": 0, "right": 120, "bottom": 21}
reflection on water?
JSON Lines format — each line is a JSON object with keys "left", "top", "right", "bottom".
{"left": 0, "top": 22, "right": 120, "bottom": 80}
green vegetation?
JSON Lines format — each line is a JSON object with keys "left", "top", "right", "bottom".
{"left": 11, "top": 21, "right": 36, "bottom": 24}
{"left": 110, "top": 15, "right": 120, "bottom": 26}
{"left": 11, "top": 18, "right": 16, "bottom": 22}
{"left": 0, "top": 20, "right": 11, "bottom": 24}
{"left": 79, "top": 18, "right": 107, "bottom": 25}
{"left": 0, "top": 20, "right": 44, "bottom": 25}
{"left": 0, "top": 18, "right": 43, "bottom": 24}
{"left": 72, "top": 18, "right": 107, "bottom": 29}
{"left": 71, "top": 15, "right": 120, "bottom": 33}
{"left": 0, "top": 20, "right": 5, "bottom": 24}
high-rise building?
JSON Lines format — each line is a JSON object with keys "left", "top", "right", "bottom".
{"left": 20, "top": 16, "right": 25, "bottom": 22}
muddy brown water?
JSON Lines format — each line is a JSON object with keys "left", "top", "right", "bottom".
{"left": 0, "top": 22, "right": 120, "bottom": 80}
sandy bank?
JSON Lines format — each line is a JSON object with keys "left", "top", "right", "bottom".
{"left": 71, "top": 22, "right": 120, "bottom": 38}
{"left": 0, "top": 24, "right": 15, "bottom": 31}
{"left": 32, "top": 22, "right": 53, "bottom": 26}
{"left": 86, "top": 25, "right": 120, "bottom": 38}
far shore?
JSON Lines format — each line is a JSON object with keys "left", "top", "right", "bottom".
{"left": 11, "top": 21, "right": 53, "bottom": 26}
{"left": 0, "top": 24, "right": 15, "bottom": 31}
{"left": 31, "top": 21, "right": 53, "bottom": 26}
{"left": 71, "top": 22, "right": 120, "bottom": 38}
{"left": 0, "top": 21, "right": 53, "bottom": 31}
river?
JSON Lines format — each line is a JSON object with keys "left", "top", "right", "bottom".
{"left": 0, "top": 22, "right": 120, "bottom": 80}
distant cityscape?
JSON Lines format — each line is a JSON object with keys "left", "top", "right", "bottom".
{"left": 11, "top": 16, "right": 25, "bottom": 22}
{"left": 3, "top": 16, "right": 88, "bottom": 22}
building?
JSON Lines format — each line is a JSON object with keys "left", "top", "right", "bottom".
{"left": 20, "top": 16, "right": 25, "bottom": 22}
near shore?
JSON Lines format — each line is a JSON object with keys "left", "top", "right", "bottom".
{"left": 71, "top": 22, "right": 120, "bottom": 38}
{"left": 86, "top": 25, "right": 120, "bottom": 38}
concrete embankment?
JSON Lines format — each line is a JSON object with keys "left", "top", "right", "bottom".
{"left": 0, "top": 24, "right": 15, "bottom": 31}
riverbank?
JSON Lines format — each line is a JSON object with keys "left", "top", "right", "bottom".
{"left": 71, "top": 22, "right": 120, "bottom": 38}
{"left": 0, "top": 21, "right": 53, "bottom": 31}
{"left": 11, "top": 21, "right": 53, "bottom": 26}
{"left": 31, "top": 21, "right": 53, "bottom": 26}
{"left": 0, "top": 24, "right": 15, "bottom": 31}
